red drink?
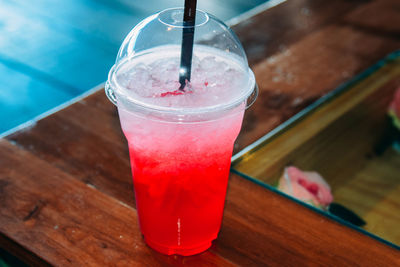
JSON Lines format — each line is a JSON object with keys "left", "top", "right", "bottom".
{"left": 120, "top": 106, "right": 244, "bottom": 255}
{"left": 106, "top": 8, "right": 256, "bottom": 255}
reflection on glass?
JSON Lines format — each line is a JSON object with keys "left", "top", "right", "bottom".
{"left": 232, "top": 52, "right": 400, "bottom": 248}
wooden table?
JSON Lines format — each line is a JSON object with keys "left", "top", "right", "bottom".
{"left": 1, "top": 0, "right": 399, "bottom": 265}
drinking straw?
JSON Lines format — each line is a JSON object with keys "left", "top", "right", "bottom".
{"left": 179, "top": 0, "right": 197, "bottom": 90}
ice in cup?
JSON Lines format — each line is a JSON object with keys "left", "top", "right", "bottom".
{"left": 105, "top": 8, "right": 257, "bottom": 256}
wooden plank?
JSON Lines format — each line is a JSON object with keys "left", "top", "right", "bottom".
{"left": 2, "top": 134, "right": 399, "bottom": 266}
{"left": 233, "top": 61, "right": 400, "bottom": 245}
{"left": 231, "top": 0, "right": 370, "bottom": 65}
{"left": 212, "top": 174, "right": 400, "bottom": 266}
{"left": 0, "top": 235, "right": 51, "bottom": 267}
{"left": 234, "top": 62, "right": 400, "bottom": 178}
{"left": 2, "top": 0, "right": 400, "bottom": 265}
{"left": 7, "top": 111, "right": 136, "bottom": 207}
{"left": 5, "top": 0, "right": 400, "bottom": 233}
{"left": 335, "top": 148, "right": 400, "bottom": 245}
{"left": 0, "top": 140, "right": 233, "bottom": 266}
{"left": 55, "top": 100, "right": 125, "bottom": 148}
{"left": 237, "top": 23, "right": 400, "bottom": 152}
{"left": 343, "top": 0, "right": 400, "bottom": 35}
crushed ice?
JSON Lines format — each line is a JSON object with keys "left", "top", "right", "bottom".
{"left": 116, "top": 54, "right": 245, "bottom": 107}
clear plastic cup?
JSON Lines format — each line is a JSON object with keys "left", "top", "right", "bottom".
{"left": 105, "top": 7, "right": 257, "bottom": 256}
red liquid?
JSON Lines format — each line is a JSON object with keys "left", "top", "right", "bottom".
{"left": 130, "top": 145, "right": 232, "bottom": 255}
{"left": 120, "top": 108, "right": 244, "bottom": 255}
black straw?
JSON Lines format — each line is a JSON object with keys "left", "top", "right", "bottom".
{"left": 179, "top": 0, "right": 197, "bottom": 90}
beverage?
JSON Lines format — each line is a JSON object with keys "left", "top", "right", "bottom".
{"left": 115, "top": 46, "right": 249, "bottom": 255}
{"left": 125, "top": 117, "right": 242, "bottom": 255}
{"left": 105, "top": 8, "right": 256, "bottom": 255}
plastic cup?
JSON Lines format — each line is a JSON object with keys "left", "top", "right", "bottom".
{"left": 105, "top": 8, "right": 257, "bottom": 256}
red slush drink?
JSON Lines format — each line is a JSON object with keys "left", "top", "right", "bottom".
{"left": 105, "top": 8, "right": 256, "bottom": 256}
{"left": 113, "top": 46, "right": 253, "bottom": 255}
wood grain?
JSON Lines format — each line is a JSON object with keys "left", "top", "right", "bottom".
{"left": 2, "top": 0, "right": 400, "bottom": 265}
{"left": 232, "top": 0, "right": 370, "bottom": 65}
{"left": 233, "top": 59, "right": 400, "bottom": 245}
{"left": 237, "top": 23, "right": 400, "bottom": 152}
{"left": 233, "top": 61, "right": 400, "bottom": 177}
{"left": 0, "top": 140, "right": 233, "bottom": 266}
{"left": 8, "top": 112, "right": 136, "bottom": 207}
{"left": 1, "top": 138, "right": 399, "bottom": 266}
{"left": 215, "top": 174, "right": 400, "bottom": 266}
{"left": 335, "top": 148, "right": 400, "bottom": 245}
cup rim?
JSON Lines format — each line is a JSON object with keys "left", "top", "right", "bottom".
{"left": 106, "top": 47, "right": 257, "bottom": 116}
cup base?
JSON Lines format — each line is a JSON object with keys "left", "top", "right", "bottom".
{"left": 144, "top": 237, "right": 214, "bottom": 256}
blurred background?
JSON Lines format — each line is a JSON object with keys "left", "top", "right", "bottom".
{"left": 0, "top": 0, "right": 271, "bottom": 134}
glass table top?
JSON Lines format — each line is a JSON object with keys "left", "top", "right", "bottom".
{"left": 232, "top": 51, "right": 400, "bottom": 249}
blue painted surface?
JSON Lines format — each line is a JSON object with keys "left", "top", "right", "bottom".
{"left": 0, "top": 0, "right": 268, "bottom": 133}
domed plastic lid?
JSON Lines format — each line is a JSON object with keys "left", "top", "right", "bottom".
{"left": 106, "top": 8, "right": 257, "bottom": 115}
